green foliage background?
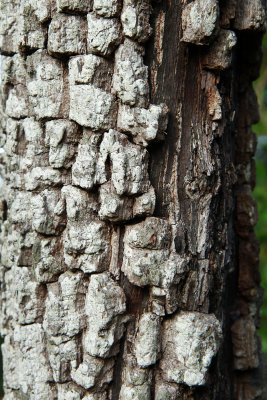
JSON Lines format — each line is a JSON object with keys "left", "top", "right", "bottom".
{"left": 254, "top": 34, "right": 267, "bottom": 354}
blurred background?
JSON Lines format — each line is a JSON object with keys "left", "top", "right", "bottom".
{"left": 254, "top": 33, "right": 267, "bottom": 355}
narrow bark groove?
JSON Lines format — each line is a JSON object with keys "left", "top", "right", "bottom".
{"left": 0, "top": 0, "right": 266, "bottom": 399}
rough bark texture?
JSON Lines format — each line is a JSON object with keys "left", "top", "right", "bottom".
{"left": 0, "top": 0, "right": 266, "bottom": 399}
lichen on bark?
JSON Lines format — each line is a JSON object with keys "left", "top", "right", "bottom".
{"left": 0, "top": 0, "right": 266, "bottom": 399}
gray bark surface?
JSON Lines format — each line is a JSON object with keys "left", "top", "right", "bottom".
{"left": 0, "top": 0, "right": 266, "bottom": 399}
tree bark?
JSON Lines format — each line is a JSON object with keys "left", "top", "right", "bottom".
{"left": 0, "top": 0, "right": 266, "bottom": 399}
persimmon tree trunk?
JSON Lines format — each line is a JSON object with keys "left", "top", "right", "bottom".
{"left": 0, "top": 0, "right": 266, "bottom": 399}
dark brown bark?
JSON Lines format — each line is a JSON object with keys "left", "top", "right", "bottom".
{"left": 145, "top": 1, "right": 267, "bottom": 398}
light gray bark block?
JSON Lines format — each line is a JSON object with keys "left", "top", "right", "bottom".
{"left": 63, "top": 220, "right": 111, "bottom": 273}
{"left": 112, "top": 39, "right": 149, "bottom": 107}
{"left": 161, "top": 312, "right": 222, "bottom": 386}
{"left": 45, "top": 120, "right": 79, "bottom": 169}
{"left": 181, "top": 0, "right": 219, "bottom": 45}
{"left": 87, "top": 13, "right": 121, "bottom": 56}
{"left": 121, "top": 0, "right": 152, "bottom": 43}
{"left": 57, "top": 0, "right": 93, "bottom": 14}
{"left": 84, "top": 273, "right": 127, "bottom": 357}
{"left": 93, "top": 0, "right": 121, "bottom": 17}
{"left": 48, "top": 14, "right": 87, "bottom": 55}
{"left": 26, "top": 50, "right": 67, "bottom": 119}
{"left": 117, "top": 103, "right": 168, "bottom": 146}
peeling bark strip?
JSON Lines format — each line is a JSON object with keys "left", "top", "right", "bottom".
{"left": 0, "top": 0, "right": 266, "bottom": 399}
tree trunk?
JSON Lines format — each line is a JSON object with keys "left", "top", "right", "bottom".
{"left": 0, "top": 0, "right": 266, "bottom": 399}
